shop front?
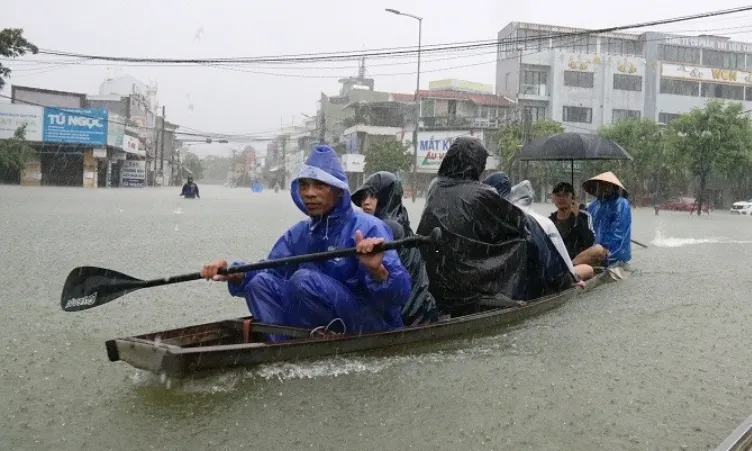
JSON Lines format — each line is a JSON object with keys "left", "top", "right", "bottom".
{"left": 39, "top": 107, "right": 109, "bottom": 187}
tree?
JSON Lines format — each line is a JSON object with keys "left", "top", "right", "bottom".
{"left": 496, "top": 117, "right": 565, "bottom": 169}
{"left": 495, "top": 117, "right": 564, "bottom": 187}
{"left": 202, "top": 155, "right": 232, "bottom": 182}
{"left": 664, "top": 100, "right": 752, "bottom": 215}
{"left": 597, "top": 118, "right": 673, "bottom": 202}
{"left": 0, "top": 29, "right": 38, "bottom": 92}
{"left": 181, "top": 151, "right": 204, "bottom": 180}
{"left": 363, "top": 140, "right": 412, "bottom": 175}
{"left": 0, "top": 124, "right": 34, "bottom": 182}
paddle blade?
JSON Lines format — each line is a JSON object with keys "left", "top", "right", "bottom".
{"left": 61, "top": 266, "right": 145, "bottom": 312}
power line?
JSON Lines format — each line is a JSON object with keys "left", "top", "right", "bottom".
{"left": 12, "top": 20, "right": 752, "bottom": 73}
{"left": 34, "top": 6, "right": 752, "bottom": 65}
{"left": 11, "top": 24, "right": 752, "bottom": 82}
{"left": 0, "top": 93, "right": 316, "bottom": 141}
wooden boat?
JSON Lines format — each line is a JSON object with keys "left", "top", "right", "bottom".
{"left": 105, "top": 268, "right": 623, "bottom": 378}
{"left": 713, "top": 414, "right": 752, "bottom": 451}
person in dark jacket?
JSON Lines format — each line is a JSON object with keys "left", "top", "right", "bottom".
{"left": 549, "top": 181, "right": 607, "bottom": 266}
{"left": 416, "top": 137, "right": 529, "bottom": 316}
{"left": 180, "top": 177, "right": 200, "bottom": 199}
{"left": 352, "top": 171, "right": 439, "bottom": 326}
{"left": 200, "top": 145, "right": 412, "bottom": 341}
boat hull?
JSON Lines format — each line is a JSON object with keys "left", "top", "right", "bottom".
{"left": 106, "top": 269, "right": 620, "bottom": 378}
{"left": 714, "top": 414, "right": 752, "bottom": 451}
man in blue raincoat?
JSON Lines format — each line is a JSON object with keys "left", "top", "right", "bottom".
{"left": 582, "top": 171, "right": 632, "bottom": 266}
{"left": 200, "top": 145, "right": 411, "bottom": 341}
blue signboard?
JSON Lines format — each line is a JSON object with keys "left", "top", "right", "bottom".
{"left": 42, "top": 107, "right": 108, "bottom": 146}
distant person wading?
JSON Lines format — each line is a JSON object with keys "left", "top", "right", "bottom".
{"left": 180, "top": 177, "right": 200, "bottom": 199}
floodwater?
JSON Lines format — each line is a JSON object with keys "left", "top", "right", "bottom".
{"left": 1, "top": 185, "right": 750, "bottom": 451}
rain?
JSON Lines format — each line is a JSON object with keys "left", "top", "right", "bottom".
{"left": 2, "top": 1, "right": 752, "bottom": 451}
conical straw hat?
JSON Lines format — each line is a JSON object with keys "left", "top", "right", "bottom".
{"left": 582, "top": 171, "right": 628, "bottom": 197}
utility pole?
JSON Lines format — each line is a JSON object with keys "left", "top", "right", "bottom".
{"left": 386, "top": 8, "right": 422, "bottom": 203}
{"left": 318, "top": 92, "right": 327, "bottom": 144}
{"left": 230, "top": 148, "right": 237, "bottom": 185}
{"left": 159, "top": 105, "right": 166, "bottom": 186}
{"left": 281, "top": 135, "right": 287, "bottom": 190}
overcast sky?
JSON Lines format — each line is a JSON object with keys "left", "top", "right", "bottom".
{"left": 3, "top": 0, "right": 752, "bottom": 157}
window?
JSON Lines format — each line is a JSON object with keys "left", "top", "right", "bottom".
{"left": 421, "top": 99, "right": 435, "bottom": 117}
{"left": 702, "top": 50, "right": 744, "bottom": 70}
{"left": 564, "top": 71, "right": 594, "bottom": 88}
{"left": 522, "top": 70, "right": 548, "bottom": 86}
{"left": 658, "top": 113, "right": 681, "bottom": 125}
{"left": 524, "top": 106, "right": 546, "bottom": 121}
{"left": 660, "top": 78, "right": 700, "bottom": 96}
{"left": 612, "top": 109, "right": 641, "bottom": 122}
{"left": 613, "top": 74, "right": 642, "bottom": 91}
{"left": 572, "top": 36, "right": 590, "bottom": 53}
{"left": 605, "top": 38, "right": 638, "bottom": 55}
{"left": 521, "top": 70, "right": 548, "bottom": 95}
{"left": 562, "top": 106, "right": 592, "bottom": 123}
{"left": 517, "top": 28, "right": 548, "bottom": 51}
{"left": 747, "top": 86, "right": 752, "bottom": 101}
{"left": 701, "top": 82, "right": 744, "bottom": 100}
{"left": 659, "top": 45, "right": 701, "bottom": 65}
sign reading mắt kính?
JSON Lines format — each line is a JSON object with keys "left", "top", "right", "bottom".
{"left": 403, "top": 131, "right": 484, "bottom": 173}
{"left": 43, "top": 107, "right": 108, "bottom": 146}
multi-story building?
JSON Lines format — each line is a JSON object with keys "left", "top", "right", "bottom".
{"left": 495, "top": 22, "right": 752, "bottom": 131}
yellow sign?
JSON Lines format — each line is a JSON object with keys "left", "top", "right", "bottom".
{"left": 661, "top": 63, "right": 752, "bottom": 85}
{"left": 616, "top": 59, "right": 638, "bottom": 74}
{"left": 711, "top": 69, "right": 737, "bottom": 82}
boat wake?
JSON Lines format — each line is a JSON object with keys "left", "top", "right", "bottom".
{"left": 128, "top": 338, "right": 505, "bottom": 394}
{"left": 651, "top": 228, "right": 752, "bottom": 248}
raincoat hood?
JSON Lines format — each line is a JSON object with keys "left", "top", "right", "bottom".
{"left": 351, "top": 171, "right": 410, "bottom": 226}
{"left": 437, "top": 137, "right": 488, "bottom": 181}
{"left": 483, "top": 171, "right": 512, "bottom": 199}
{"left": 290, "top": 145, "right": 352, "bottom": 216}
{"left": 508, "top": 180, "right": 535, "bottom": 213}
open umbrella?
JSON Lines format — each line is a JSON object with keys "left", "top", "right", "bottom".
{"left": 514, "top": 132, "right": 633, "bottom": 185}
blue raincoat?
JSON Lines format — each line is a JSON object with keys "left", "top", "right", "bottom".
{"left": 587, "top": 194, "right": 632, "bottom": 265}
{"left": 227, "top": 145, "right": 411, "bottom": 340}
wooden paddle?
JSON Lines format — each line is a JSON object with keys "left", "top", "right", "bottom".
{"left": 631, "top": 239, "right": 648, "bottom": 248}
{"left": 60, "top": 227, "right": 442, "bottom": 312}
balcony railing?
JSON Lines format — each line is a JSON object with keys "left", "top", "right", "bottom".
{"left": 420, "top": 116, "right": 505, "bottom": 129}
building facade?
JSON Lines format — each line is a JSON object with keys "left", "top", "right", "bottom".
{"left": 495, "top": 22, "right": 752, "bottom": 131}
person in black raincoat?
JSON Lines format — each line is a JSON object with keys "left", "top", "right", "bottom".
{"left": 352, "top": 171, "right": 439, "bottom": 326}
{"left": 416, "top": 137, "right": 529, "bottom": 317}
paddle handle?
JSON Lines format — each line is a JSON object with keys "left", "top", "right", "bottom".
{"left": 631, "top": 239, "right": 648, "bottom": 248}
{"left": 140, "top": 227, "right": 442, "bottom": 288}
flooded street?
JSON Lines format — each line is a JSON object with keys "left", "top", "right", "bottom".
{"left": 1, "top": 185, "right": 751, "bottom": 451}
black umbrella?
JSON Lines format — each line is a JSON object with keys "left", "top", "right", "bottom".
{"left": 514, "top": 132, "right": 633, "bottom": 185}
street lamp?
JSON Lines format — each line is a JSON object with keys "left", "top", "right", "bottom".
{"left": 386, "top": 7, "right": 423, "bottom": 203}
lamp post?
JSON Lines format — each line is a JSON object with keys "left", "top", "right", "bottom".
{"left": 386, "top": 8, "right": 422, "bottom": 203}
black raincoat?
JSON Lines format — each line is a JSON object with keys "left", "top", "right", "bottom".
{"left": 415, "top": 137, "right": 529, "bottom": 316}
{"left": 352, "top": 172, "right": 439, "bottom": 325}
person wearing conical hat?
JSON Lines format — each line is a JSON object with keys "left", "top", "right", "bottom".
{"left": 582, "top": 171, "right": 632, "bottom": 266}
